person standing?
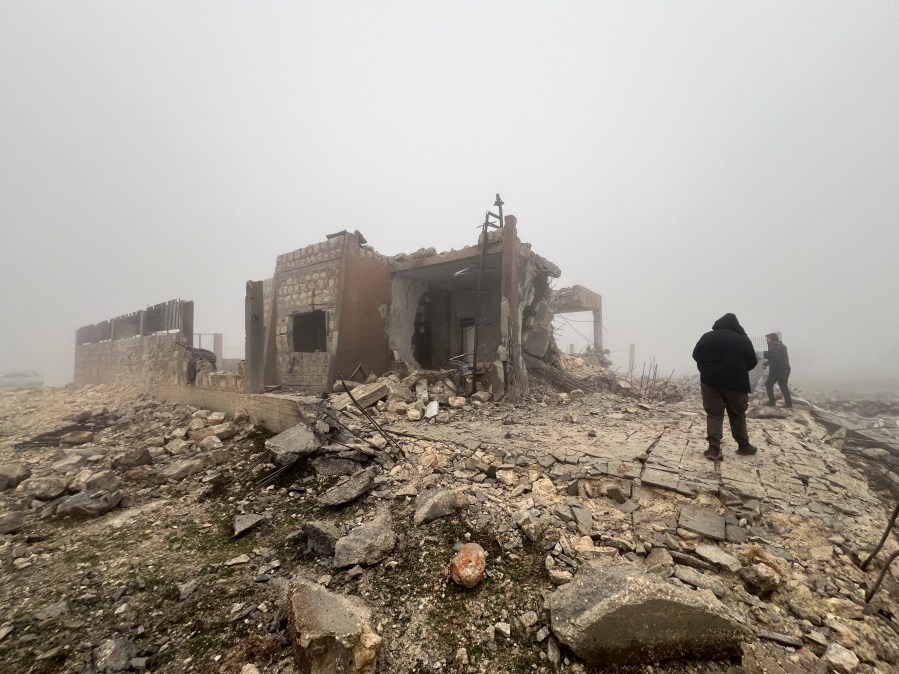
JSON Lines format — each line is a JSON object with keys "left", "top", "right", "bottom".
{"left": 763, "top": 332, "right": 792, "bottom": 408}
{"left": 692, "top": 313, "right": 759, "bottom": 460}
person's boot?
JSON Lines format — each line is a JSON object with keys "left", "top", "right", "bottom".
{"left": 736, "top": 444, "right": 758, "bottom": 455}
{"left": 703, "top": 446, "right": 723, "bottom": 461}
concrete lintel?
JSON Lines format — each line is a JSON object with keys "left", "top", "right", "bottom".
{"left": 553, "top": 285, "right": 602, "bottom": 313}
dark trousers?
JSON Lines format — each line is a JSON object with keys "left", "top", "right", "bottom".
{"left": 765, "top": 369, "right": 792, "bottom": 407}
{"left": 701, "top": 383, "right": 750, "bottom": 449}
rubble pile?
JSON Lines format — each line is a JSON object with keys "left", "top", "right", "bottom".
{"left": 2, "top": 382, "right": 899, "bottom": 673}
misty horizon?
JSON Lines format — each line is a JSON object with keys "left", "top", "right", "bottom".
{"left": 2, "top": 2, "right": 897, "bottom": 393}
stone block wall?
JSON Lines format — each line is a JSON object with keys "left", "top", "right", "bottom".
{"left": 273, "top": 237, "right": 346, "bottom": 388}
{"left": 74, "top": 334, "right": 183, "bottom": 386}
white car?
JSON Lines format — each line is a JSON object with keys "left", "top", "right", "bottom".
{"left": 0, "top": 370, "right": 44, "bottom": 390}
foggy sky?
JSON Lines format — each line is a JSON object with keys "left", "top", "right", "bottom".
{"left": 1, "top": 2, "right": 897, "bottom": 391}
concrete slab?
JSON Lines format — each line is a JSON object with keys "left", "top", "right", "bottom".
{"left": 678, "top": 505, "right": 726, "bottom": 541}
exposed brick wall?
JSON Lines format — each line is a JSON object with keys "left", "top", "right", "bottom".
{"left": 74, "top": 334, "right": 183, "bottom": 386}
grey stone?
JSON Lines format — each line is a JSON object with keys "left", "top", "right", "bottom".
{"left": 35, "top": 600, "right": 67, "bottom": 620}
{"left": 165, "top": 438, "right": 191, "bottom": 455}
{"left": 673, "top": 566, "right": 726, "bottom": 597}
{"left": 331, "top": 381, "right": 390, "bottom": 412}
{"left": 16, "top": 476, "right": 68, "bottom": 501}
{"left": 60, "top": 431, "right": 94, "bottom": 446}
{"left": 678, "top": 505, "right": 726, "bottom": 541}
{"left": 570, "top": 506, "right": 593, "bottom": 535}
{"left": 304, "top": 521, "right": 340, "bottom": 556}
{"left": 644, "top": 547, "right": 674, "bottom": 575}
{"left": 94, "top": 638, "right": 136, "bottom": 672}
{"left": 312, "top": 457, "right": 361, "bottom": 478}
{"left": 287, "top": 578, "right": 381, "bottom": 674}
{"left": 56, "top": 490, "right": 122, "bottom": 519}
{"left": 52, "top": 454, "right": 85, "bottom": 473}
{"left": 111, "top": 447, "right": 152, "bottom": 470}
{"left": 333, "top": 513, "right": 396, "bottom": 568}
{"left": 83, "top": 470, "right": 122, "bottom": 493}
{"left": 0, "top": 462, "right": 31, "bottom": 490}
{"left": 642, "top": 467, "right": 681, "bottom": 492}
{"left": 161, "top": 458, "right": 204, "bottom": 482}
{"left": 319, "top": 468, "right": 376, "bottom": 507}
{"left": 233, "top": 514, "right": 265, "bottom": 537}
{"left": 265, "top": 423, "right": 320, "bottom": 465}
{"left": 548, "top": 560, "right": 748, "bottom": 664}
{"left": 413, "top": 488, "right": 458, "bottom": 525}
{"left": 693, "top": 544, "right": 742, "bottom": 572}
{"left": 822, "top": 643, "right": 859, "bottom": 673}
{"left": 0, "top": 511, "right": 25, "bottom": 534}
{"left": 739, "top": 563, "right": 785, "bottom": 598}
{"left": 198, "top": 435, "right": 224, "bottom": 451}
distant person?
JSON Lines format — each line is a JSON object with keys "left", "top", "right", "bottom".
{"left": 692, "top": 313, "right": 759, "bottom": 460}
{"left": 763, "top": 332, "right": 792, "bottom": 408}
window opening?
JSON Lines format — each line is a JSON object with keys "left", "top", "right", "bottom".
{"left": 291, "top": 311, "right": 327, "bottom": 352}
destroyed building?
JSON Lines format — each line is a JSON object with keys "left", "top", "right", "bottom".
{"left": 244, "top": 213, "right": 600, "bottom": 403}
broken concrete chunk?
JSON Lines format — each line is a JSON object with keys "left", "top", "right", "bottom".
{"left": 319, "top": 468, "right": 377, "bottom": 507}
{"left": 331, "top": 382, "right": 390, "bottom": 412}
{"left": 161, "top": 459, "right": 205, "bottom": 482}
{"left": 678, "top": 505, "right": 726, "bottom": 541}
{"left": 304, "top": 521, "right": 340, "bottom": 556}
{"left": 265, "top": 423, "right": 320, "bottom": 466}
{"left": 332, "top": 513, "right": 396, "bottom": 568}
{"left": 413, "top": 488, "right": 458, "bottom": 526}
{"left": 233, "top": 514, "right": 265, "bottom": 537}
{"left": 548, "top": 561, "right": 748, "bottom": 664}
{"left": 94, "top": 638, "right": 136, "bottom": 673}
{"left": 111, "top": 447, "right": 152, "bottom": 470}
{"left": 56, "top": 489, "right": 122, "bottom": 519}
{"left": 312, "top": 457, "right": 361, "bottom": 478}
{"left": 644, "top": 547, "right": 674, "bottom": 576}
{"left": 739, "top": 563, "right": 784, "bottom": 598}
{"left": 287, "top": 579, "right": 381, "bottom": 674}
{"left": 693, "top": 544, "right": 742, "bottom": 572}
{"left": 471, "top": 390, "right": 493, "bottom": 404}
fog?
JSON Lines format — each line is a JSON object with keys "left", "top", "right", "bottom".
{"left": 1, "top": 2, "right": 897, "bottom": 393}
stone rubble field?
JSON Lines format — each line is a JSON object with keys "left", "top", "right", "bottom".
{"left": 1, "top": 373, "right": 898, "bottom": 674}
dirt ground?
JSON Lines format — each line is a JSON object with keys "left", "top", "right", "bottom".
{"left": 1, "top": 380, "right": 898, "bottom": 674}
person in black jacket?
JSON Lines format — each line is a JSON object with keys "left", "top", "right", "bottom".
{"left": 763, "top": 332, "right": 792, "bottom": 408}
{"left": 692, "top": 313, "right": 759, "bottom": 460}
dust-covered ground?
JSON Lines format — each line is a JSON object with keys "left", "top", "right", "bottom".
{"left": 1, "top": 374, "right": 898, "bottom": 674}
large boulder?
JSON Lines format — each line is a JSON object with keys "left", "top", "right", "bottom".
{"left": 0, "top": 511, "right": 25, "bottom": 534}
{"left": 333, "top": 513, "right": 396, "bottom": 568}
{"left": 548, "top": 560, "right": 748, "bottom": 664}
{"left": 0, "top": 463, "right": 31, "bottom": 491}
{"left": 287, "top": 579, "right": 381, "bottom": 674}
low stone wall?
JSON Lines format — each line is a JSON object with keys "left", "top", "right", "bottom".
{"left": 195, "top": 370, "right": 247, "bottom": 394}
{"left": 74, "top": 334, "right": 183, "bottom": 386}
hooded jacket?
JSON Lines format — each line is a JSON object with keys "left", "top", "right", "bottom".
{"left": 692, "top": 313, "right": 758, "bottom": 392}
{"left": 764, "top": 341, "right": 790, "bottom": 373}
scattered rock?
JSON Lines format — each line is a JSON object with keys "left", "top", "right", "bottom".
{"left": 822, "top": 643, "right": 859, "bottom": 673}
{"left": 304, "top": 521, "right": 340, "bottom": 556}
{"left": 288, "top": 579, "right": 381, "bottom": 674}
{"left": 0, "top": 463, "right": 31, "bottom": 490}
{"left": 449, "top": 543, "right": 487, "bottom": 588}
{"left": 56, "top": 490, "right": 122, "bottom": 519}
{"left": 234, "top": 514, "right": 265, "bottom": 537}
{"left": 413, "top": 488, "right": 458, "bottom": 526}
{"left": 333, "top": 513, "right": 396, "bottom": 568}
{"left": 94, "top": 638, "right": 136, "bottom": 672}
{"left": 265, "top": 423, "right": 320, "bottom": 465}
{"left": 16, "top": 476, "right": 68, "bottom": 501}
{"left": 0, "top": 511, "right": 25, "bottom": 534}
{"left": 60, "top": 431, "right": 94, "bottom": 446}
{"left": 739, "top": 563, "right": 785, "bottom": 598}
{"left": 548, "top": 560, "right": 748, "bottom": 664}
{"left": 319, "top": 468, "right": 377, "bottom": 507}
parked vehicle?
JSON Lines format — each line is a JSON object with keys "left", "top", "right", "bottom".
{"left": 0, "top": 370, "right": 43, "bottom": 390}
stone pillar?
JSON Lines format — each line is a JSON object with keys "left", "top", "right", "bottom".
{"left": 213, "top": 333, "right": 223, "bottom": 367}
{"left": 179, "top": 301, "right": 194, "bottom": 386}
{"left": 245, "top": 281, "right": 265, "bottom": 394}
{"left": 501, "top": 215, "right": 526, "bottom": 400}
{"left": 592, "top": 304, "right": 603, "bottom": 351}
{"left": 139, "top": 310, "right": 147, "bottom": 337}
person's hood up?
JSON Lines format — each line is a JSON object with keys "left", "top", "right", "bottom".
{"left": 711, "top": 313, "right": 747, "bottom": 336}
